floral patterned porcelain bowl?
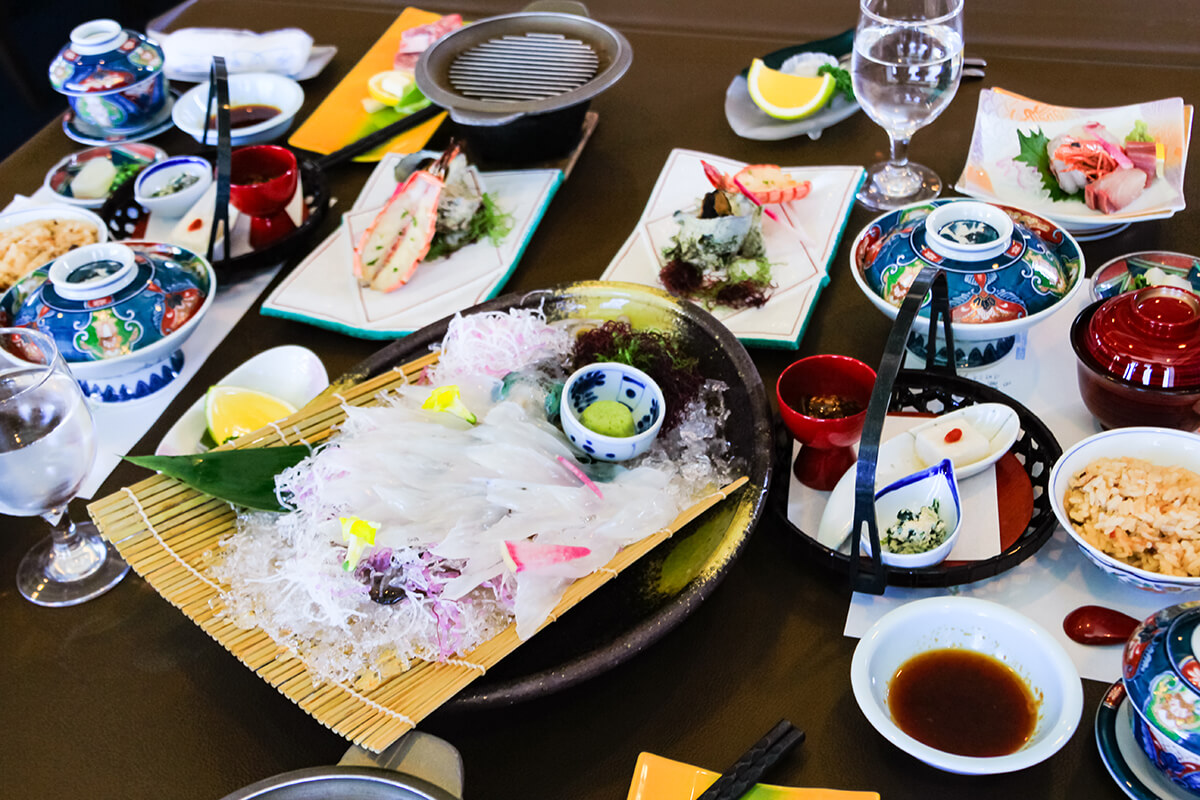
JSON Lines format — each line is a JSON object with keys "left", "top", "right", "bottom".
{"left": 0, "top": 241, "right": 214, "bottom": 403}
{"left": 48, "top": 19, "right": 169, "bottom": 135}
{"left": 850, "top": 199, "right": 1085, "bottom": 368}
{"left": 1123, "top": 601, "right": 1200, "bottom": 795}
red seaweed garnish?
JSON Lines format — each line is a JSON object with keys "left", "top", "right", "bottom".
{"left": 571, "top": 321, "right": 703, "bottom": 433}
{"left": 659, "top": 258, "right": 704, "bottom": 296}
{"left": 714, "top": 280, "right": 771, "bottom": 308}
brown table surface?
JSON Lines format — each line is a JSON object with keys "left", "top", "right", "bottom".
{"left": 4, "top": 2, "right": 1200, "bottom": 798}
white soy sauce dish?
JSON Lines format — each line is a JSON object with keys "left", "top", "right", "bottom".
{"left": 816, "top": 403, "right": 1018, "bottom": 551}
{"left": 155, "top": 345, "right": 328, "bottom": 455}
{"left": 860, "top": 458, "right": 962, "bottom": 568}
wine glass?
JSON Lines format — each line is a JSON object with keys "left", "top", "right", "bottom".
{"left": 851, "top": 0, "right": 964, "bottom": 210}
{"left": 0, "top": 328, "right": 129, "bottom": 606}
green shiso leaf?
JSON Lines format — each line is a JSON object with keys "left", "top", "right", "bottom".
{"left": 123, "top": 446, "right": 311, "bottom": 512}
{"left": 424, "top": 193, "right": 514, "bottom": 261}
{"left": 1013, "top": 127, "right": 1076, "bottom": 202}
{"left": 818, "top": 63, "right": 854, "bottom": 102}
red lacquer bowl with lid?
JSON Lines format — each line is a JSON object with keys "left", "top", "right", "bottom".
{"left": 1070, "top": 286, "right": 1200, "bottom": 430}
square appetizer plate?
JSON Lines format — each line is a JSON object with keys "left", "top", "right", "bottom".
{"left": 955, "top": 89, "right": 1192, "bottom": 236}
{"left": 261, "top": 154, "right": 562, "bottom": 338}
{"left": 600, "top": 148, "right": 864, "bottom": 349}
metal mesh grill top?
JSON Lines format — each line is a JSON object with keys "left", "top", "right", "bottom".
{"left": 447, "top": 32, "right": 599, "bottom": 103}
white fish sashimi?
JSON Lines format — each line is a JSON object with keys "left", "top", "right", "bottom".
{"left": 213, "top": 308, "right": 731, "bottom": 685}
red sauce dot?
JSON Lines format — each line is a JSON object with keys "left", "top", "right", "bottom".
{"left": 944, "top": 427, "right": 963, "bottom": 443}
{"left": 187, "top": 218, "right": 202, "bottom": 232}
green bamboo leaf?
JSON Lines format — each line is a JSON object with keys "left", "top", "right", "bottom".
{"left": 124, "top": 446, "right": 311, "bottom": 512}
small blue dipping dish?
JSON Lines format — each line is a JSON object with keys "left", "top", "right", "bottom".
{"left": 560, "top": 362, "right": 666, "bottom": 462}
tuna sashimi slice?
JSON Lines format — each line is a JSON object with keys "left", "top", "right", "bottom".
{"left": 1085, "top": 167, "right": 1149, "bottom": 214}
{"left": 1123, "top": 141, "right": 1160, "bottom": 184}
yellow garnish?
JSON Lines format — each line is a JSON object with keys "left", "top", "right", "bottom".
{"left": 340, "top": 516, "right": 379, "bottom": 571}
{"left": 421, "top": 385, "right": 477, "bottom": 424}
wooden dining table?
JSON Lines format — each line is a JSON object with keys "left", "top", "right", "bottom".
{"left": 3, "top": 1, "right": 1199, "bottom": 797}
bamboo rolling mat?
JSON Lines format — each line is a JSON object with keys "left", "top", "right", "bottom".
{"left": 88, "top": 351, "right": 748, "bottom": 752}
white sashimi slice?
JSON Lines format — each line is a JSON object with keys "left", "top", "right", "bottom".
{"left": 354, "top": 170, "right": 443, "bottom": 292}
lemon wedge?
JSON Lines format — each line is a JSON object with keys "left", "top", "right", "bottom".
{"left": 746, "top": 58, "right": 836, "bottom": 120}
{"left": 367, "top": 71, "right": 417, "bottom": 107}
{"left": 205, "top": 386, "right": 297, "bottom": 447}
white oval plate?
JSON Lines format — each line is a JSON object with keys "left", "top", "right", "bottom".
{"left": 815, "top": 403, "right": 1019, "bottom": 551}
{"left": 155, "top": 345, "right": 328, "bottom": 456}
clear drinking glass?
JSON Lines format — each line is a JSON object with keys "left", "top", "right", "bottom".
{"left": 851, "top": 0, "right": 964, "bottom": 210}
{"left": 0, "top": 328, "right": 129, "bottom": 606}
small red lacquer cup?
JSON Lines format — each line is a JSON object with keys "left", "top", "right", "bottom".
{"left": 229, "top": 145, "right": 298, "bottom": 250}
{"left": 777, "top": 354, "right": 877, "bottom": 490}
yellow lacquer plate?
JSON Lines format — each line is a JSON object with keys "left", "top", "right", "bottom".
{"left": 626, "top": 753, "right": 880, "bottom": 800}
{"left": 288, "top": 6, "right": 447, "bottom": 161}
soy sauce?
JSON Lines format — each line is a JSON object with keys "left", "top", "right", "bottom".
{"left": 206, "top": 104, "right": 281, "bottom": 130}
{"left": 888, "top": 649, "right": 1037, "bottom": 757}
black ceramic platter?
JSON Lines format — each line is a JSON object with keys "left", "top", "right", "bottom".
{"left": 331, "top": 280, "right": 774, "bottom": 707}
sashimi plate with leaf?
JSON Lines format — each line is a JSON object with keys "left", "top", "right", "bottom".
{"left": 956, "top": 89, "right": 1192, "bottom": 236}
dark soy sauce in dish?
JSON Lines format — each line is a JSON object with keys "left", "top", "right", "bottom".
{"left": 207, "top": 104, "right": 281, "bottom": 130}
{"left": 888, "top": 649, "right": 1037, "bottom": 757}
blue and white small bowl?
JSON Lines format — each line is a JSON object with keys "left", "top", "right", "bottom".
{"left": 560, "top": 363, "right": 665, "bottom": 462}
{"left": 134, "top": 156, "right": 213, "bottom": 218}
{"left": 861, "top": 458, "right": 962, "bottom": 568}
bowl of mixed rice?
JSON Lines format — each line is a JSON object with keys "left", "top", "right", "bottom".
{"left": 1050, "top": 427, "right": 1200, "bottom": 592}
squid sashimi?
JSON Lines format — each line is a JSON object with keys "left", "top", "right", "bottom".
{"left": 354, "top": 170, "right": 444, "bottom": 292}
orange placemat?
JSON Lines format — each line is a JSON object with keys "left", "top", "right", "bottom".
{"left": 288, "top": 6, "right": 448, "bottom": 161}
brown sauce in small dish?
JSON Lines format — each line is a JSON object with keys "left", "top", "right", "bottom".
{"left": 888, "top": 649, "right": 1037, "bottom": 757}
{"left": 206, "top": 104, "right": 281, "bottom": 130}
{"left": 795, "top": 393, "right": 864, "bottom": 419}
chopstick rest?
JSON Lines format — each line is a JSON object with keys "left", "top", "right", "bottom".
{"left": 697, "top": 719, "right": 806, "bottom": 800}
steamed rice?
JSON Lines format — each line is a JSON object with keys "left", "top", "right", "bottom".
{"left": 0, "top": 218, "right": 99, "bottom": 290}
{"left": 1064, "top": 457, "right": 1200, "bottom": 577}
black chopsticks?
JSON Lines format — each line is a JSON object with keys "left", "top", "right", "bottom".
{"left": 697, "top": 719, "right": 806, "bottom": 800}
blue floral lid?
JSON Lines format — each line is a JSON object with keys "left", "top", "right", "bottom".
{"left": 855, "top": 200, "right": 1082, "bottom": 325}
{"left": 1, "top": 242, "right": 209, "bottom": 364}
{"left": 1123, "top": 601, "right": 1200, "bottom": 754}
{"left": 49, "top": 19, "right": 164, "bottom": 96}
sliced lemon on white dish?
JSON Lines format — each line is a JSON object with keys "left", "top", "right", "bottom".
{"left": 746, "top": 58, "right": 836, "bottom": 120}
{"left": 205, "top": 385, "right": 297, "bottom": 447}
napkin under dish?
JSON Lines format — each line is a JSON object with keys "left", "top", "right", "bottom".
{"left": 159, "top": 28, "right": 314, "bottom": 79}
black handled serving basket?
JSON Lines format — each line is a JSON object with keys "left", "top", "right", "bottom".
{"left": 770, "top": 264, "right": 1063, "bottom": 593}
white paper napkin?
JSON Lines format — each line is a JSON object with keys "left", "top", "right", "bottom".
{"left": 158, "top": 28, "right": 313, "bottom": 79}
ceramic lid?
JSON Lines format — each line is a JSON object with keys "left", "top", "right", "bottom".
{"left": 1083, "top": 286, "right": 1200, "bottom": 388}
{"left": 3, "top": 242, "right": 209, "bottom": 364}
{"left": 49, "top": 19, "right": 164, "bottom": 96}
{"left": 1123, "top": 602, "right": 1200, "bottom": 753}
